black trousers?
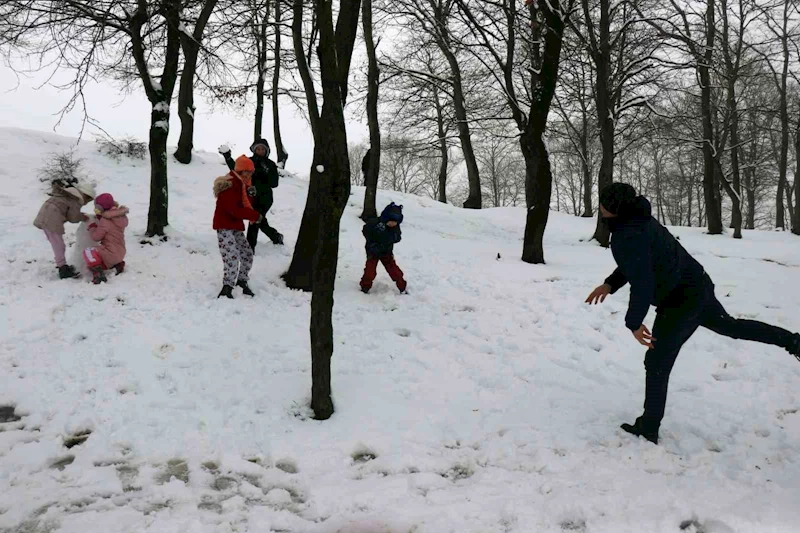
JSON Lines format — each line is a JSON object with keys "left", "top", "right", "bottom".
{"left": 247, "top": 216, "right": 282, "bottom": 249}
{"left": 641, "top": 274, "right": 793, "bottom": 430}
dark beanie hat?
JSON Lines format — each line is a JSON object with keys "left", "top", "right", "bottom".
{"left": 380, "top": 202, "right": 404, "bottom": 224}
{"left": 599, "top": 182, "right": 637, "bottom": 215}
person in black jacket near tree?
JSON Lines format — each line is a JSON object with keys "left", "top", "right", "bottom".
{"left": 586, "top": 183, "right": 800, "bottom": 445}
{"left": 219, "top": 139, "right": 283, "bottom": 249}
{"left": 360, "top": 202, "right": 407, "bottom": 294}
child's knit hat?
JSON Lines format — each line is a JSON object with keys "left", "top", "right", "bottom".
{"left": 380, "top": 202, "right": 404, "bottom": 224}
{"left": 95, "top": 193, "right": 116, "bottom": 212}
{"left": 235, "top": 155, "right": 255, "bottom": 173}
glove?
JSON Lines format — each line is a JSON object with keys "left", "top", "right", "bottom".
{"left": 375, "top": 222, "right": 387, "bottom": 232}
{"left": 218, "top": 144, "right": 231, "bottom": 155}
{"left": 247, "top": 186, "right": 257, "bottom": 197}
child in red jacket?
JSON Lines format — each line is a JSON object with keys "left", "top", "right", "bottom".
{"left": 213, "top": 155, "right": 262, "bottom": 299}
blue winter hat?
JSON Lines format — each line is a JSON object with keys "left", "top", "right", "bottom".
{"left": 380, "top": 202, "right": 404, "bottom": 224}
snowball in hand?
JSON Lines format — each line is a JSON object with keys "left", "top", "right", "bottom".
{"left": 218, "top": 144, "right": 230, "bottom": 154}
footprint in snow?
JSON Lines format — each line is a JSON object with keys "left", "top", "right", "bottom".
{"left": 560, "top": 519, "right": 586, "bottom": 532}
{"left": 155, "top": 458, "right": 189, "bottom": 485}
{"left": 50, "top": 455, "right": 75, "bottom": 471}
{"left": 63, "top": 429, "right": 91, "bottom": 449}
{"left": 275, "top": 458, "right": 299, "bottom": 474}
{"left": 0, "top": 405, "right": 22, "bottom": 423}
{"left": 352, "top": 444, "right": 378, "bottom": 464}
{"left": 154, "top": 343, "right": 175, "bottom": 359}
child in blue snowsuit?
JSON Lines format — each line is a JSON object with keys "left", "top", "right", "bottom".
{"left": 360, "top": 203, "right": 407, "bottom": 294}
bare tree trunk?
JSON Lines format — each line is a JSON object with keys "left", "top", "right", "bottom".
{"left": 254, "top": 14, "right": 268, "bottom": 141}
{"left": 283, "top": 0, "right": 323, "bottom": 291}
{"left": 272, "top": 0, "right": 289, "bottom": 166}
{"left": 291, "top": 0, "right": 320, "bottom": 140}
{"left": 580, "top": 117, "right": 592, "bottom": 217}
{"left": 521, "top": 0, "right": 565, "bottom": 264}
{"left": 589, "top": 0, "right": 614, "bottom": 246}
{"left": 434, "top": 86, "right": 448, "bottom": 204}
{"left": 720, "top": 0, "right": 742, "bottom": 238}
{"left": 147, "top": 110, "right": 171, "bottom": 235}
{"left": 794, "top": 116, "right": 800, "bottom": 234}
{"left": 776, "top": 1, "right": 790, "bottom": 230}
{"left": 174, "top": 47, "right": 197, "bottom": 164}
{"left": 130, "top": 0, "right": 181, "bottom": 236}
{"left": 700, "top": 0, "right": 723, "bottom": 234}
{"left": 360, "top": 0, "right": 380, "bottom": 221}
{"left": 432, "top": 5, "right": 481, "bottom": 209}
{"left": 308, "top": 0, "right": 361, "bottom": 420}
{"left": 174, "top": 0, "right": 218, "bottom": 164}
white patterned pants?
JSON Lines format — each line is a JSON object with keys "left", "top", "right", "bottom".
{"left": 217, "top": 229, "right": 253, "bottom": 287}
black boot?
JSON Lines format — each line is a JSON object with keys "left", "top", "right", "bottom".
{"left": 272, "top": 232, "right": 284, "bottom": 245}
{"left": 787, "top": 333, "right": 800, "bottom": 362}
{"left": 620, "top": 417, "right": 659, "bottom": 444}
{"left": 218, "top": 285, "right": 234, "bottom": 299}
{"left": 90, "top": 267, "right": 107, "bottom": 285}
{"left": 112, "top": 261, "right": 125, "bottom": 275}
{"left": 58, "top": 265, "right": 80, "bottom": 279}
{"left": 236, "top": 280, "right": 255, "bottom": 297}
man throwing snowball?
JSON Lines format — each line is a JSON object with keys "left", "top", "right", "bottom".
{"left": 587, "top": 183, "right": 800, "bottom": 445}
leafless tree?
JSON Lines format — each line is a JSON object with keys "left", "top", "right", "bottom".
{"left": 456, "top": 0, "right": 572, "bottom": 263}
{"left": 174, "top": 0, "right": 221, "bottom": 164}
{"left": 383, "top": 0, "right": 484, "bottom": 209}
{"left": 0, "top": 0, "right": 186, "bottom": 236}
{"left": 566, "top": 0, "right": 660, "bottom": 246}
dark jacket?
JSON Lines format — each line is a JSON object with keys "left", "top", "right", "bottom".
{"left": 224, "top": 152, "right": 279, "bottom": 213}
{"left": 363, "top": 218, "right": 402, "bottom": 257}
{"left": 363, "top": 203, "right": 404, "bottom": 257}
{"left": 604, "top": 196, "right": 705, "bottom": 331}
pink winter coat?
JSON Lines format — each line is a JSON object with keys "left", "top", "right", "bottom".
{"left": 88, "top": 207, "right": 129, "bottom": 267}
{"left": 33, "top": 188, "right": 86, "bottom": 234}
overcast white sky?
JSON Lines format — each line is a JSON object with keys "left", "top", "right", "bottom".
{"left": 0, "top": 61, "right": 369, "bottom": 176}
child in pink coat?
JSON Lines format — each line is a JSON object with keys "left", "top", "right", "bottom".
{"left": 83, "top": 193, "right": 129, "bottom": 284}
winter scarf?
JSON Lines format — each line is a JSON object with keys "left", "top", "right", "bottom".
{"left": 214, "top": 171, "right": 254, "bottom": 212}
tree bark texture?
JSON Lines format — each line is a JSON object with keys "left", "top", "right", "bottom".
{"left": 283, "top": 0, "right": 323, "bottom": 290}
{"left": 174, "top": 0, "right": 218, "bottom": 164}
{"left": 432, "top": 4, "right": 481, "bottom": 209}
{"left": 130, "top": 0, "right": 181, "bottom": 236}
{"left": 308, "top": 0, "right": 361, "bottom": 421}
{"left": 360, "top": 0, "right": 380, "bottom": 221}
{"left": 521, "top": 0, "right": 565, "bottom": 264}
{"left": 429, "top": 85, "right": 449, "bottom": 203}
{"left": 273, "top": 0, "right": 289, "bottom": 166}
{"left": 589, "top": 0, "right": 614, "bottom": 246}
{"left": 700, "top": 0, "right": 723, "bottom": 234}
{"left": 254, "top": 9, "right": 268, "bottom": 141}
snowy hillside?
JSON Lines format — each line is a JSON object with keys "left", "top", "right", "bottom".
{"left": 1, "top": 126, "right": 799, "bottom": 533}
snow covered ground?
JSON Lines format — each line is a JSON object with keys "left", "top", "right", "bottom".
{"left": 0, "top": 126, "right": 799, "bottom": 533}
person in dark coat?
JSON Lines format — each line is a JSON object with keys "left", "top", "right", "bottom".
{"left": 360, "top": 202, "right": 407, "bottom": 294}
{"left": 219, "top": 139, "right": 283, "bottom": 249}
{"left": 361, "top": 148, "right": 371, "bottom": 186}
{"left": 586, "top": 182, "right": 800, "bottom": 445}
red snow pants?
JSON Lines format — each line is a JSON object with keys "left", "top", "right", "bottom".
{"left": 360, "top": 255, "right": 407, "bottom": 292}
